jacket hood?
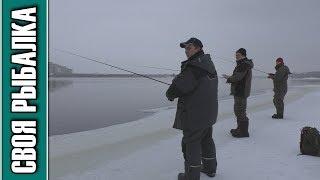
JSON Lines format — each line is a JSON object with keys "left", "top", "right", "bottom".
{"left": 244, "top": 58, "right": 254, "bottom": 69}
{"left": 276, "top": 64, "right": 291, "bottom": 74}
{"left": 187, "top": 54, "right": 217, "bottom": 75}
{"left": 236, "top": 58, "right": 254, "bottom": 69}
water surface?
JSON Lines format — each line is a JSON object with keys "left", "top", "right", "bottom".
{"left": 49, "top": 77, "right": 275, "bottom": 136}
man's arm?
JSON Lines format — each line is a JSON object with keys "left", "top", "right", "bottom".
{"left": 166, "top": 66, "right": 199, "bottom": 101}
{"left": 166, "top": 83, "right": 182, "bottom": 101}
{"left": 226, "top": 65, "right": 248, "bottom": 83}
{"left": 268, "top": 73, "right": 275, "bottom": 79}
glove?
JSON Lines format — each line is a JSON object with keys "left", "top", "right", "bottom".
{"left": 268, "top": 73, "right": 275, "bottom": 79}
{"left": 166, "top": 88, "right": 175, "bottom": 101}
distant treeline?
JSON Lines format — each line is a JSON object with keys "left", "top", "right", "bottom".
{"left": 50, "top": 73, "right": 176, "bottom": 78}
{"left": 291, "top": 71, "right": 320, "bottom": 78}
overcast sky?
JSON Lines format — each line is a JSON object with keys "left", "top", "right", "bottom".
{"left": 49, "top": 0, "right": 320, "bottom": 75}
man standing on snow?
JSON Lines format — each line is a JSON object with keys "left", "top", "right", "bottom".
{"left": 222, "top": 48, "right": 253, "bottom": 138}
{"left": 166, "top": 37, "right": 218, "bottom": 180}
{"left": 268, "top": 58, "right": 291, "bottom": 119}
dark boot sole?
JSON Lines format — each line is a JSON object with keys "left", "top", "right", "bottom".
{"left": 201, "top": 170, "right": 216, "bottom": 177}
{"left": 231, "top": 132, "right": 249, "bottom": 138}
{"left": 230, "top": 129, "right": 239, "bottom": 134}
{"left": 272, "top": 114, "right": 283, "bottom": 119}
{"left": 232, "top": 135, "right": 249, "bottom": 138}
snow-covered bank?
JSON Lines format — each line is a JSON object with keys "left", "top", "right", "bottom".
{"left": 50, "top": 85, "right": 320, "bottom": 180}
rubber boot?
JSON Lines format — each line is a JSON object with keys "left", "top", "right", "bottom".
{"left": 230, "top": 119, "right": 240, "bottom": 134}
{"left": 178, "top": 162, "right": 187, "bottom": 180}
{"left": 272, "top": 114, "right": 283, "bottom": 119}
{"left": 231, "top": 121, "right": 249, "bottom": 138}
{"left": 201, "top": 158, "right": 217, "bottom": 177}
{"left": 178, "top": 161, "right": 201, "bottom": 180}
{"left": 178, "top": 173, "right": 186, "bottom": 180}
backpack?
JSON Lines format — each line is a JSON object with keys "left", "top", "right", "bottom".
{"left": 300, "top": 126, "right": 320, "bottom": 156}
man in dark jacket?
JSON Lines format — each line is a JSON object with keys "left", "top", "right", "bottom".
{"left": 222, "top": 48, "right": 253, "bottom": 138}
{"left": 268, "top": 58, "right": 291, "bottom": 119}
{"left": 166, "top": 38, "right": 218, "bottom": 180}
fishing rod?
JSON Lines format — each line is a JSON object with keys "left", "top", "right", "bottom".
{"left": 53, "top": 48, "right": 269, "bottom": 83}
{"left": 132, "top": 65, "right": 179, "bottom": 72}
{"left": 53, "top": 48, "right": 171, "bottom": 86}
{"left": 213, "top": 55, "right": 270, "bottom": 75}
{"left": 132, "top": 55, "right": 270, "bottom": 75}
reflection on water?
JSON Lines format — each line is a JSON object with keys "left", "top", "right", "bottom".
{"left": 49, "top": 78, "right": 73, "bottom": 92}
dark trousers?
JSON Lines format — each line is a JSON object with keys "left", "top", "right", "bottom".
{"left": 234, "top": 96, "right": 249, "bottom": 122}
{"left": 181, "top": 127, "right": 217, "bottom": 179}
{"left": 273, "top": 93, "right": 286, "bottom": 115}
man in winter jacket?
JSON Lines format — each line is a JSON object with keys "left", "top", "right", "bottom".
{"left": 222, "top": 48, "right": 253, "bottom": 138}
{"left": 166, "top": 38, "right": 218, "bottom": 180}
{"left": 268, "top": 58, "right": 291, "bottom": 119}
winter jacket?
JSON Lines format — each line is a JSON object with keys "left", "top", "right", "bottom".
{"left": 272, "top": 64, "right": 291, "bottom": 96}
{"left": 166, "top": 51, "right": 218, "bottom": 131}
{"left": 227, "top": 58, "right": 254, "bottom": 98}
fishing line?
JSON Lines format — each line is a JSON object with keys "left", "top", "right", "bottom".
{"left": 132, "top": 55, "right": 270, "bottom": 75}
{"left": 213, "top": 55, "right": 269, "bottom": 75}
{"left": 53, "top": 48, "right": 171, "bottom": 86}
{"left": 132, "top": 65, "right": 179, "bottom": 72}
{"left": 53, "top": 48, "right": 270, "bottom": 83}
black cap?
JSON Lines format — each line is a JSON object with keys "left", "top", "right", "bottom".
{"left": 180, "top": 37, "right": 203, "bottom": 48}
{"left": 236, "top": 48, "right": 247, "bottom": 56}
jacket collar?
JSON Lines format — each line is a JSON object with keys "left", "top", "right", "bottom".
{"left": 275, "top": 63, "right": 284, "bottom": 70}
{"left": 188, "top": 50, "right": 204, "bottom": 61}
{"left": 181, "top": 50, "right": 204, "bottom": 65}
{"left": 236, "top": 57, "right": 248, "bottom": 65}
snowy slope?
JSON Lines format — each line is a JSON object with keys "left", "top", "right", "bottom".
{"left": 50, "top": 85, "right": 320, "bottom": 180}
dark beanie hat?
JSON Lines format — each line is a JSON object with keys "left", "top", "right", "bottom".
{"left": 236, "top": 48, "right": 247, "bottom": 56}
{"left": 276, "top": 57, "right": 284, "bottom": 64}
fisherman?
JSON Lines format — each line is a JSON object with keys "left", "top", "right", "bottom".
{"left": 166, "top": 37, "right": 218, "bottom": 180}
{"left": 222, "top": 48, "right": 253, "bottom": 138}
{"left": 268, "top": 58, "right": 291, "bottom": 119}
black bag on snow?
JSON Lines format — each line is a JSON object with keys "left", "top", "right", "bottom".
{"left": 300, "top": 126, "right": 320, "bottom": 157}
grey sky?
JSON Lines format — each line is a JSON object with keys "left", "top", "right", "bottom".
{"left": 49, "top": 0, "right": 320, "bottom": 75}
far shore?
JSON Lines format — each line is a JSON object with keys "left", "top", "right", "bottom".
{"left": 49, "top": 73, "right": 320, "bottom": 79}
{"left": 49, "top": 73, "right": 175, "bottom": 78}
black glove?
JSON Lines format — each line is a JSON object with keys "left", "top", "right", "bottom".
{"left": 268, "top": 73, "right": 275, "bottom": 79}
{"left": 166, "top": 89, "right": 175, "bottom": 101}
{"left": 166, "top": 83, "right": 182, "bottom": 101}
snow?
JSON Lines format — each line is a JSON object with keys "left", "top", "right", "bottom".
{"left": 50, "top": 85, "right": 320, "bottom": 180}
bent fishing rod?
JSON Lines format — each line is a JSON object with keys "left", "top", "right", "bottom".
{"left": 132, "top": 65, "right": 179, "bottom": 72}
{"left": 54, "top": 48, "right": 269, "bottom": 82}
{"left": 131, "top": 55, "right": 270, "bottom": 75}
{"left": 134, "top": 56, "right": 270, "bottom": 75}
{"left": 53, "top": 48, "right": 171, "bottom": 86}
{"left": 213, "top": 55, "right": 269, "bottom": 75}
